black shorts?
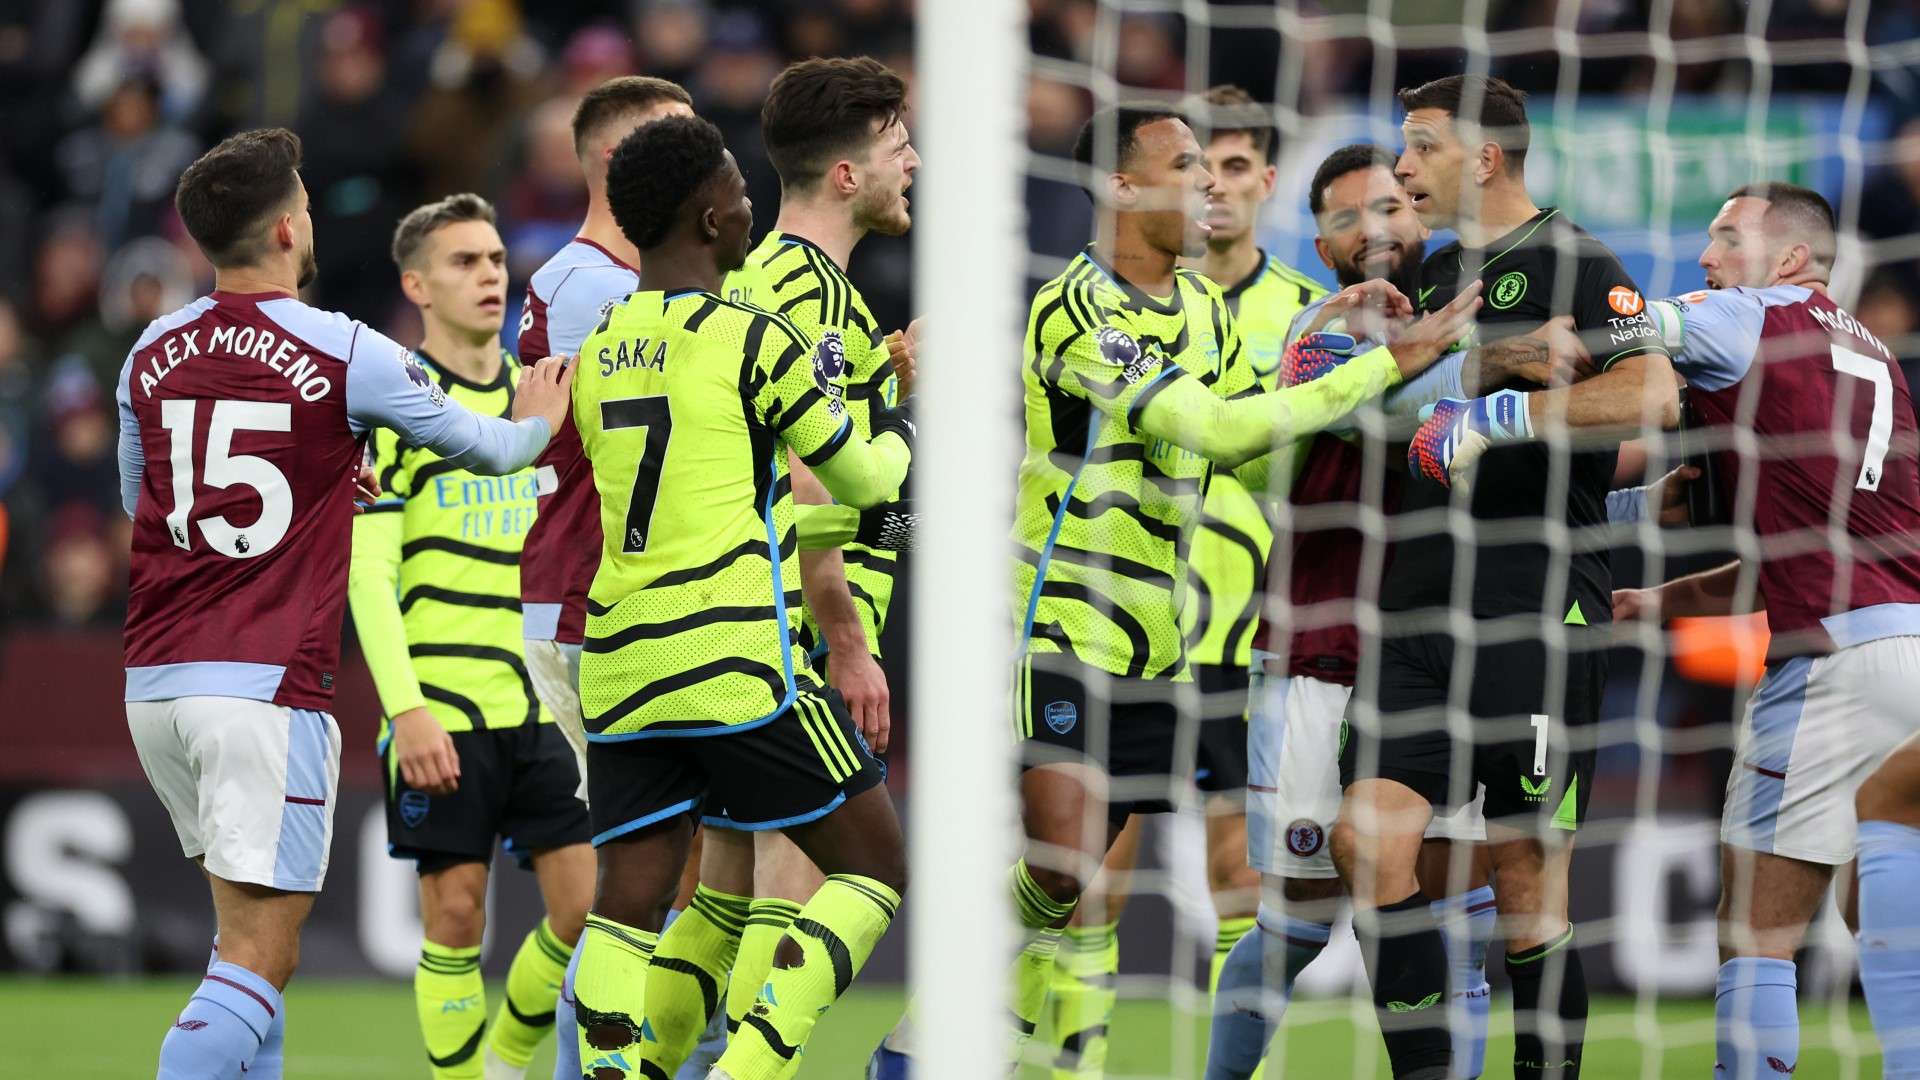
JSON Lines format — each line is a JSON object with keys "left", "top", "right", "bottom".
{"left": 383, "top": 722, "right": 591, "bottom": 873}
{"left": 586, "top": 682, "right": 884, "bottom": 844}
{"left": 1018, "top": 656, "right": 1207, "bottom": 819}
{"left": 1338, "top": 630, "right": 1604, "bottom": 832}
{"left": 1192, "top": 663, "right": 1250, "bottom": 796}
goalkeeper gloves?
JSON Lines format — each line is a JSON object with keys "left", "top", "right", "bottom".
{"left": 854, "top": 501, "right": 916, "bottom": 552}
{"left": 1279, "top": 331, "right": 1362, "bottom": 387}
{"left": 1407, "top": 389, "right": 1534, "bottom": 491}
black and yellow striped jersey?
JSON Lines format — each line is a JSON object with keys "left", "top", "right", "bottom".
{"left": 349, "top": 349, "right": 547, "bottom": 738}
{"left": 1015, "top": 245, "right": 1252, "bottom": 681}
{"left": 1182, "top": 251, "right": 1328, "bottom": 669}
{"left": 726, "top": 231, "right": 901, "bottom": 658}
{"left": 574, "top": 289, "right": 907, "bottom": 737}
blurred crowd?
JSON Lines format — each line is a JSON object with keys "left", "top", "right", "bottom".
{"left": 2, "top": 0, "right": 1920, "bottom": 629}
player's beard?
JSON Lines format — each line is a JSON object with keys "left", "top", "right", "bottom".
{"left": 854, "top": 182, "right": 910, "bottom": 237}
{"left": 1334, "top": 236, "right": 1426, "bottom": 297}
{"left": 296, "top": 244, "right": 318, "bottom": 290}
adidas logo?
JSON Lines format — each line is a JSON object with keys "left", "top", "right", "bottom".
{"left": 585, "top": 1051, "right": 632, "bottom": 1072}
{"left": 173, "top": 1019, "right": 209, "bottom": 1031}
{"left": 1767, "top": 1057, "right": 1796, "bottom": 1074}
{"left": 1385, "top": 991, "right": 1442, "bottom": 1013}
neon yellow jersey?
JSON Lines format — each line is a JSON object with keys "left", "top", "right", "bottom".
{"left": 1014, "top": 246, "right": 1247, "bottom": 681}
{"left": 726, "top": 231, "right": 901, "bottom": 659}
{"left": 350, "top": 349, "right": 547, "bottom": 738}
{"left": 574, "top": 289, "right": 883, "bottom": 737}
{"left": 1181, "top": 251, "right": 1328, "bottom": 668}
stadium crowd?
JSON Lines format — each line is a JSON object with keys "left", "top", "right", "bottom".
{"left": 1, "top": 0, "right": 1919, "bottom": 637}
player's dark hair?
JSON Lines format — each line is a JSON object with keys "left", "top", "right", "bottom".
{"left": 1309, "top": 144, "right": 1400, "bottom": 216}
{"left": 1730, "top": 181, "right": 1837, "bottom": 273}
{"left": 572, "top": 76, "right": 693, "bottom": 158}
{"left": 1730, "top": 182, "right": 1837, "bottom": 233}
{"left": 761, "top": 57, "right": 909, "bottom": 190}
{"left": 1072, "top": 104, "right": 1188, "bottom": 199}
{"left": 607, "top": 114, "right": 728, "bottom": 251}
{"left": 1396, "top": 74, "right": 1530, "bottom": 172}
{"left": 174, "top": 127, "right": 304, "bottom": 268}
{"left": 1197, "top": 84, "right": 1277, "bottom": 166}
{"left": 390, "top": 193, "right": 497, "bottom": 269}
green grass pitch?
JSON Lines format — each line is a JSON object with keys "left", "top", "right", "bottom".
{"left": 2, "top": 977, "right": 1885, "bottom": 1077}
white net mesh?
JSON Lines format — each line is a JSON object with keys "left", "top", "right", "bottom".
{"left": 911, "top": 2, "right": 1920, "bottom": 1077}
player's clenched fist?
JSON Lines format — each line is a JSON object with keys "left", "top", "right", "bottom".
{"left": 1610, "top": 587, "right": 1659, "bottom": 622}
{"left": 885, "top": 316, "right": 922, "bottom": 399}
{"left": 511, "top": 354, "right": 575, "bottom": 433}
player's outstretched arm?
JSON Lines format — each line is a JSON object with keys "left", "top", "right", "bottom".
{"left": 1613, "top": 557, "right": 1759, "bottom": 622}
{"left": 345, "top": 334, "right": 560, "bottom": 475}
{"left": 1134, "top": 284, "right": 1483, "bottom": 469}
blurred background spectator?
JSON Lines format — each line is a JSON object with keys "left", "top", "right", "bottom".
{"left": 0, "top": 0, "right": 1916, "bottom": 629}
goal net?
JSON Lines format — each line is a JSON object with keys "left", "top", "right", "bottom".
{"left": 911, "top": 1, "right": 1911, "bottom": 1077}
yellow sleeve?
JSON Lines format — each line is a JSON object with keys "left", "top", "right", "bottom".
{"left": 756, "top": 318, "right": 910, "bottom": 509}
{"left": 347, "top": 432, "right": 424, "bottom": 717}
{"left": 1136, "top": 344, "right": 1404, "bottom": 470}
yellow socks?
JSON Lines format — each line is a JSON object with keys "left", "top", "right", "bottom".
{"left": 715, "top": 874, "right": 901, "bottom": 1080}
{"left": 1011, "top": 859, "right": 1079, "bottom": 1055}
{"left": 726, "top": 897, "right": 802, "bottom": 1035}
{"left": 1047, "top": 921, "right": 1118, "bottom": 1078}
{"left": 640, "top": 886, "right": 750, "bottom": 1075}
{"left": 574, "top": 913, "right": 658, "bottom": 1079}
{"left": 486, "top": 918, "right": 571, "bottom": 1068}
{"left": 415, "top": 941, "right": 486, "bottom": 1079}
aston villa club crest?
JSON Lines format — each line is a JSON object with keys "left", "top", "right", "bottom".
{"left": 1285, "top": 818, "right": 1325, "bottom": 857}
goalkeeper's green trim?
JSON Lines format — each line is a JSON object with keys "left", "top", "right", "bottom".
{"left": 1469, "top": 208, "right": 1561, "bottom": 274}
{"left": 1507, "top": 925, "right": 1576, "bottom": 962}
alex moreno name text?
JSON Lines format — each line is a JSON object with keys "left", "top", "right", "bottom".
{"left": 135, "top": 323, "right": 334, "bottom": 402}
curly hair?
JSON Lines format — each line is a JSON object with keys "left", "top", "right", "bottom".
{"left": 607, "top": 115, "right": 728, "bottom": 251}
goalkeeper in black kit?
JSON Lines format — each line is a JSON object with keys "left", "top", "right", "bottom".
{"left": 1333, "top": 75, "right": 1677, "bottom": 1080}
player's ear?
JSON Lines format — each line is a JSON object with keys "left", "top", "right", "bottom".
{"left": 1777, "top": 240, "right": 1811, "bottom": 281}
{"left": 398, "top": 266, "right": 429, "bottom": 308}
{"left": 831, "top": 158, "right": 859, "bottom": 198}
{"left": 1105, "top": 171, "right": 1133, "bottom": 208}
{"left": 1475, "top": 141, "right": 1501, "bottom": 186}
{"left": 1259, "top": 164, "right": 1278, "bottom": 199}
{"left": 1313, "top": 235, "right": 1336, "bottom": 272}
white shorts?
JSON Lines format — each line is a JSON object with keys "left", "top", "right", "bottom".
{"left": 127, "top": 696, "right": 341, "bottom": 892}
{"left": 526, "top": 638, "right": 588, "bottom": 802}
{"left": 1722, "top": 634, "right": 1920, "bottom": 865}
{"left": 1247, "top": 657, "right": 1485, "bottom": 878}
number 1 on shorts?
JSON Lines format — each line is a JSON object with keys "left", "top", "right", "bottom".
{"left": 1530, "top": 713, "right": 1549, "bottom": 776}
